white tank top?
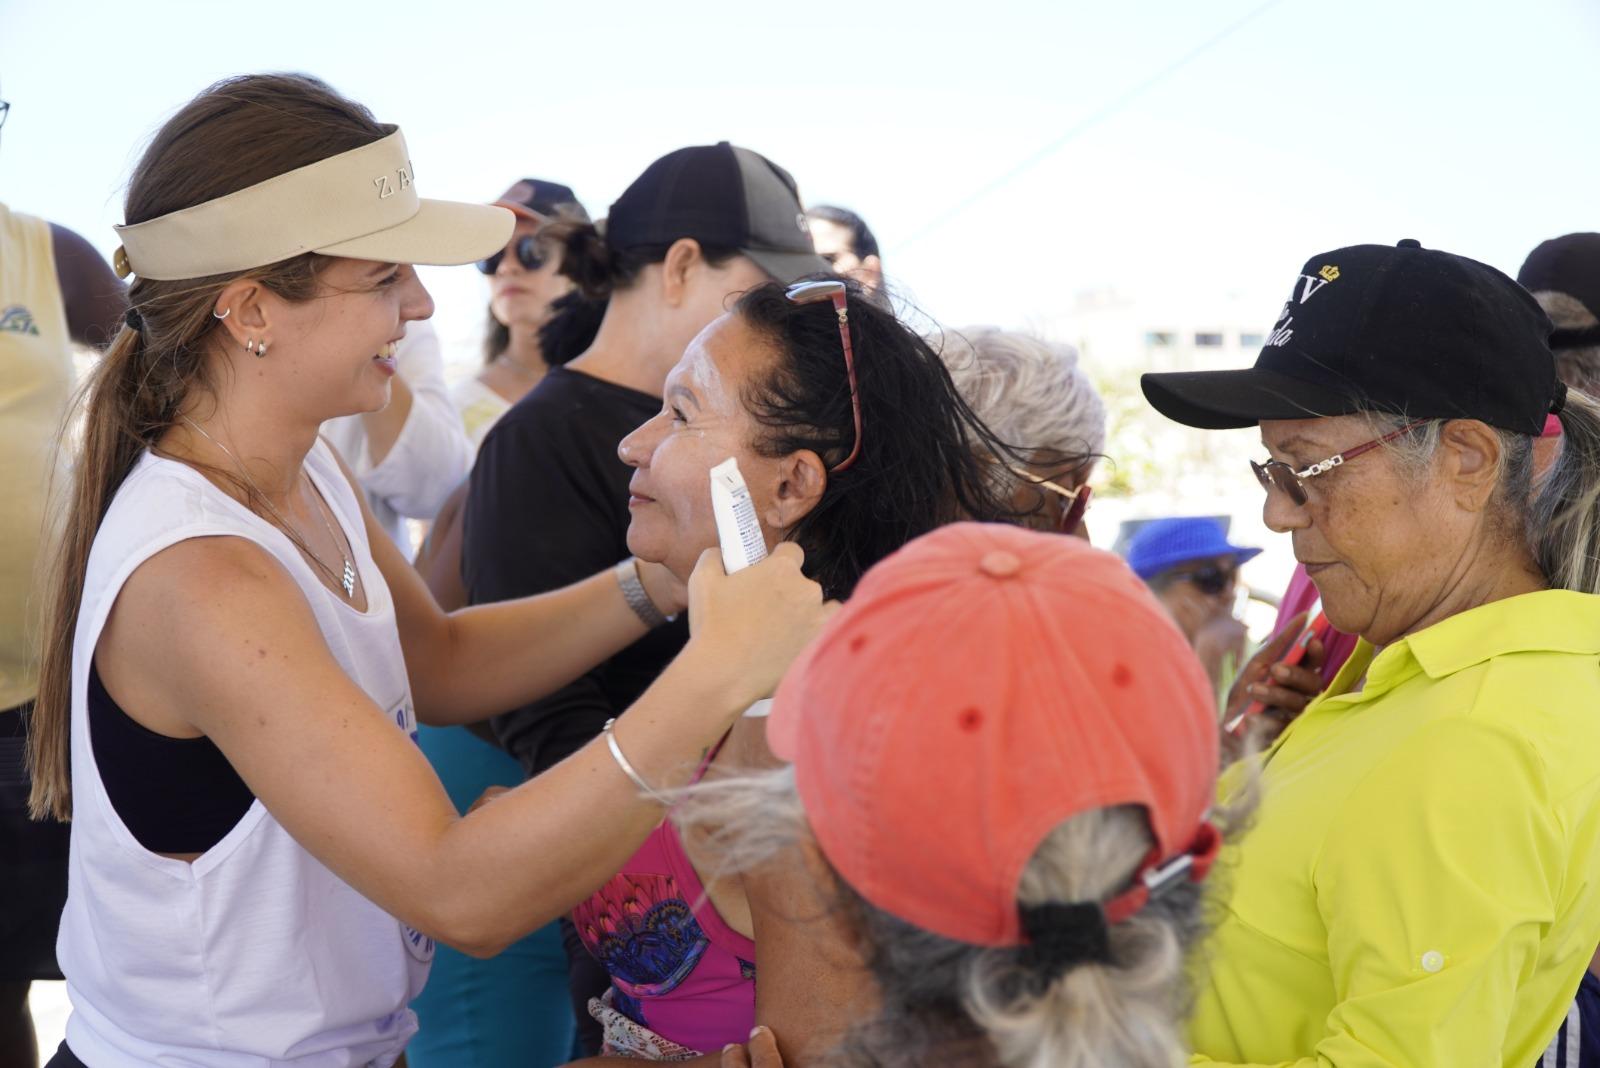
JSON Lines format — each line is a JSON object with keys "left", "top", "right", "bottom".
{"left": 57, "top": 438, "right": 431, "bottom": 1067}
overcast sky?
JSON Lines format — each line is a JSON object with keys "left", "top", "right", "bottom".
{"left": 4, "top": 0, "right": 1597, "bottom": 358}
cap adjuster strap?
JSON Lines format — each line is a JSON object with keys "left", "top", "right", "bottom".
{"left": 1018, "top": 820, "right": 1221, "bottom": 984}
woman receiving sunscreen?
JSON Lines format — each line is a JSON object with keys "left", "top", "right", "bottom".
{"left": 567, "top": 278, "right": 1075, "bottom": 1061}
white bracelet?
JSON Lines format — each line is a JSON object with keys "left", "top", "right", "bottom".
{"left": 602, "top": 718, "right": 672, "bottom": 806}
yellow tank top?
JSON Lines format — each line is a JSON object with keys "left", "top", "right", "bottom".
{"left": 0, "top": 203, "right": 74, "bottom": 708}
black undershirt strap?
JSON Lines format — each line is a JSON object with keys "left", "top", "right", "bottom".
{"left": 88, "top": 659, "right": 255, "bottom": 854}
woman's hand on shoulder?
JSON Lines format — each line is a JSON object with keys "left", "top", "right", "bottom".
{"left": 682, "top": 543, "right": 834, "bottom": 708}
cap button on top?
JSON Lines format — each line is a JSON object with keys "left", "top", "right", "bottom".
{"left": 1397, "top": 238, "right": 1422, "bottom": 249}
{"left": 978, "top": 550, "right": 1022, "bottom": 578}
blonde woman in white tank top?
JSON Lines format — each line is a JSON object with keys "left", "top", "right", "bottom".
{"left": 30, "top": 75, "right": 827, "bottom": 1068}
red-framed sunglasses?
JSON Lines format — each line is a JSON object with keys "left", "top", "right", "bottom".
{"left": 1007, "top": 465, "right": 1092, "bottom": 534}
{"left": 1251, "top": 419, "right": 1428, "bottom": 506}
{"left": 785, "top": 279, "right": 862, "bottom": 472}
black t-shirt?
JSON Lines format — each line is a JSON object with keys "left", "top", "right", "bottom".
{"left": 462, "top": 366, "right": 689, "bottom": 777}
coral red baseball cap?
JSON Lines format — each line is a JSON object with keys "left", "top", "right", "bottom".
{"left": 766, "top": 522, "right": 1222, "bottom": 948}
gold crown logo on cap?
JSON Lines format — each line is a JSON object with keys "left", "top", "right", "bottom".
{"left": 1319, "top": 265, "right": 1341, "bottom": 282}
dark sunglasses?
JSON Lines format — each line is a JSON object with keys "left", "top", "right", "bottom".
{"left": 785, "top": 279, "right": 863, "bottom": 472}
{"left": 1171, "top": 564, "right": 1238, "bottom": 598}
{"left": 477, "top": 234, "right": 546, "bottom": 276}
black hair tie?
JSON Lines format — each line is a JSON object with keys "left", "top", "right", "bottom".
{"left": 1019, "top": 901, "right": 1111, "bottom": 988}
{"left": 1551, "top": 379, "right": 1569, "bottom": 416}
{"left": 124, "top": 307, "right": 144, "bottom": 333}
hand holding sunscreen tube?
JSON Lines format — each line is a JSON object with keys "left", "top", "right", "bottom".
{"left": 711, "top": 458, "right": 774, "bottom": 717}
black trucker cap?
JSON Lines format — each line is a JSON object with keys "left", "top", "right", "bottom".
{"left": 1141, "top": 240, "right": 1564, "bottom": 437}
{"left": 604, "top": 142, "right": 829, "bottom": 283}
{"left": 1517, "top": 232, "right": 1600, "bottom": 350}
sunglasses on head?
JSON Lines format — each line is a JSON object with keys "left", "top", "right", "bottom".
{"left": 477, "top": 234, "right": 547, "bottom": 276}
{"left": 785, "top": 279, "right": 863, "bottom": 472}
{"left": 1169, "top": 564, "right": 1237, "bottom": 598}
{"left": 1006, "top": 465, "right": 1092, "bottom": 534}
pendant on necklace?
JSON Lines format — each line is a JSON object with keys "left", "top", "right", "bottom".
{"left": 341, "top": 558, "right": 356, "bottom": 599}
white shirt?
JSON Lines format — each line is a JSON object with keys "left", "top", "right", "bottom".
{"left": 58, "top": 439, "right": 430, "bottom": 1066}
{"left": 323, "top": 320, "right": 471, "bottom": 550}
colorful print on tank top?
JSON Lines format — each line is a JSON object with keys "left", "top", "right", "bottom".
{"left": 575, "top": 872, "right": 710, "bottom": 1001}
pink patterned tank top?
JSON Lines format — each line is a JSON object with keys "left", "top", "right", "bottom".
{"left": 572, "top": 743, "right": 755, "bottom": 1056}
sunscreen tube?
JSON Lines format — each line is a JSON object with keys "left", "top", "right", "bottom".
{"left": 710, "top": 459, "right": 773, "bottom": 719}
{"left": 710, "top": 458, "right": 768, "bottom": 574}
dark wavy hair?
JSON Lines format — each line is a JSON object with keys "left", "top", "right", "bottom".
{"left": 543, "top": 216, "right": 742, "bottom": 302}
{"left": 734, "top": 279, "right": 1072, "bottom": 599}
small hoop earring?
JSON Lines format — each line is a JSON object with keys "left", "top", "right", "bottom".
{"left": 255, "top": 342, "right": 268, "bottom": 359}
{"left": 245, "top": 338, "right": 257, "bottom": 355}
{"left": 212, "top": 307, "right": 231, "bottom": 320}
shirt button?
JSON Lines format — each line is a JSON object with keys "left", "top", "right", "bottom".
{"left": 1421, "top": 950, "right": 1445, "bottom": 973}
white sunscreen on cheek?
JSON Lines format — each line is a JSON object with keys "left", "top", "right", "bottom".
{"left": 710, "top": 458, "right": 768, "bottom": 574}
{"left": 710, "top": 458, "right": 774, "bottom": 719}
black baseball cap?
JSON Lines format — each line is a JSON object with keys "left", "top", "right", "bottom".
{"left": 1517, "top": 233, "right": 1600, "bottom": 349}
{"left": 1141, "top": 240, "right": 1564, "bottom": 437}
{"left": 493, "top": 178, "right": 589, "bottom": 223}
{"left": 604, "top": 142, "right": 829, "bottom": 283}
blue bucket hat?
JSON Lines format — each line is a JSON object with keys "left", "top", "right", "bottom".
{"left": 1124, "top": 517, "right": 1261, "bottom": 581}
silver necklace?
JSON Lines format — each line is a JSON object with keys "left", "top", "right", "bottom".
{"left": 181, "top": 417, "right": 357, "bottom": 599}
{"left": 493, "top": 353, "right": 544, "bottom": 380}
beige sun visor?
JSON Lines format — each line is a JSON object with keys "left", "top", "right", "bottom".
{"left": 114, "top": 126, "right": 512, "bottom": 281}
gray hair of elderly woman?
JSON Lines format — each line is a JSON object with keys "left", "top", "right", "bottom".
{"left": 938, "top": 327, "right": 1108, "bottom": 466}
{"left": 673, "top": 766, "right": 1245, "bottom": 1068}
{"left": 1372, "top": 381, "right": 1600, "bottom": 596}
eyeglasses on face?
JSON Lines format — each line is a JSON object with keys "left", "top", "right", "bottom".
{"left": 1006, "top": 465, "right": 1092, "bottom": 534}
{"left": 785, "top": 279, "right": 862, "bottom": 472}
{"left": 1251, "top": 419, "right": 1428, "bottom": 505}
{"left": 477, "top": 233, "right": 547, "bottom": 276}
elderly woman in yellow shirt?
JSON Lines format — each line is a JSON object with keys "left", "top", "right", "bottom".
{"left": 1142, "top": 239, "right": 1600, "bottom": 1067}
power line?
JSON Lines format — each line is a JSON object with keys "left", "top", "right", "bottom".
{"left": 891, "top": 0, "right": 1291, "bottom": 252}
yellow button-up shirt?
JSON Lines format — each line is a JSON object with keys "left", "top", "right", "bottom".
{"left": 1190, "top": 589, "right": 1600, "bottom": 1066}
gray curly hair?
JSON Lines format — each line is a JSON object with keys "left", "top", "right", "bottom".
{"left": 937, "top": 327, "right": 1108, "bottom": 462}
